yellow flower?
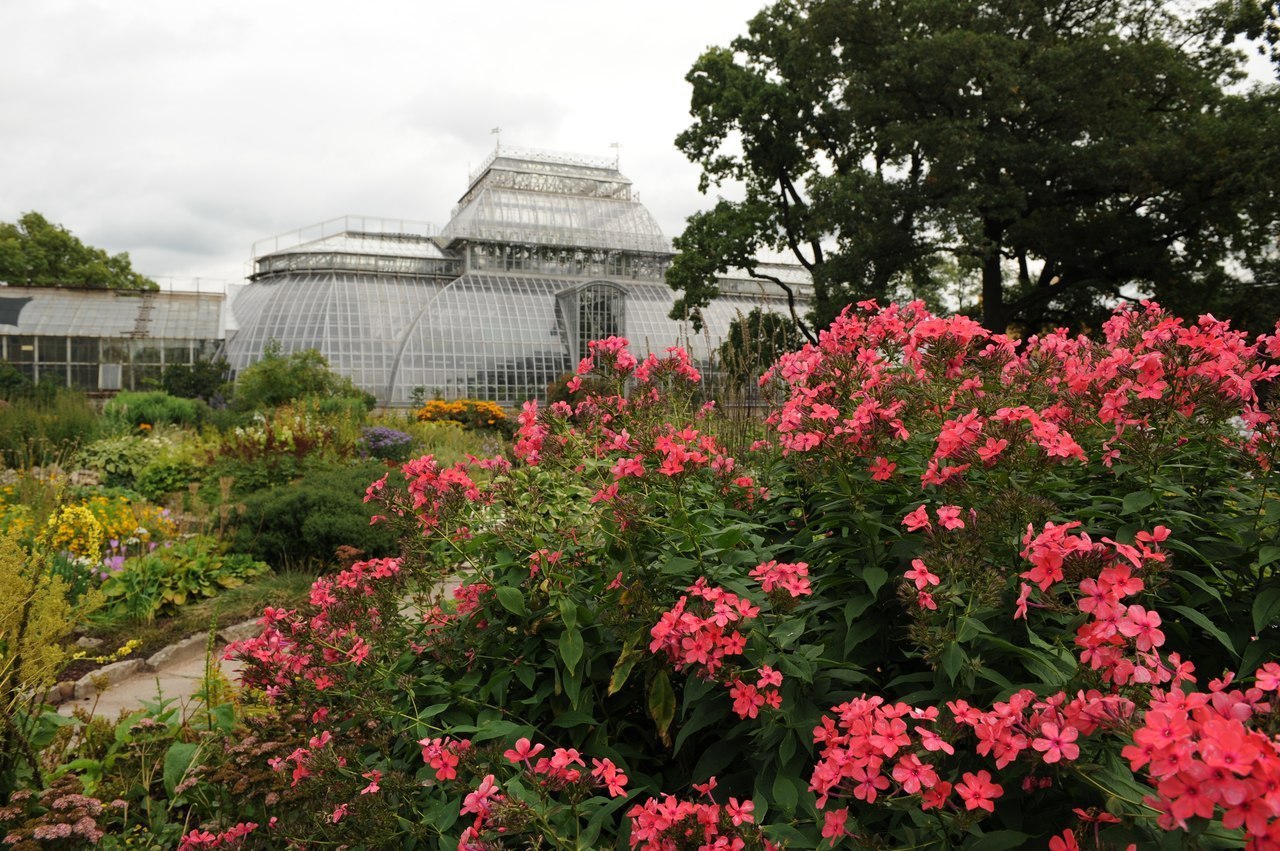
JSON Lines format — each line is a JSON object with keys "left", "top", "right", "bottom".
{"left": 42, "top": 504, "right": 105, "bottom": 560}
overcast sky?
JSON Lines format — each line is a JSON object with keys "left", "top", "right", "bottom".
{"left": 0, "top": 1, "right": 769, "bottom": 288}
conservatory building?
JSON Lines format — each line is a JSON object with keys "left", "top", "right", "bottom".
{"left": 225, "top": 146, "right": 809, "bottom": 407}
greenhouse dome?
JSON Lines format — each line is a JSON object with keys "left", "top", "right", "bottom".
{"left": 225, "top": 146, "right": 810, "bottom": 407}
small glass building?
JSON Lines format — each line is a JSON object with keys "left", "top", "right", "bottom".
{"left": 0, "top": 286, "right": 224, "bottom": 392}
{"left": 226, "top": 146, "right": 809, "bottom": 407}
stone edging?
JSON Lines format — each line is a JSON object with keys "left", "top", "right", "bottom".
{"left": 42, "top": 618, "right": 260, "bottom": 706}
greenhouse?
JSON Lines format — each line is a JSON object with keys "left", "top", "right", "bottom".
{"left": 0, "top": 286, "right": 223, "bottom": 392}
{"left": 225, "top": 146, "right": 810, "bottom": 407}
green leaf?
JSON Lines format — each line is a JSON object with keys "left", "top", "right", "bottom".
{"left": 608, "top": 649, "right": 642, "bottom": 697}
{"left": 1169, "top": 605, "right": 1237, "bottom": 658}
{"left": 941, "top": 642, "right": 966, "bottom": 683}
{"left": 496, "top": 586, "right": 527, "bottom": 617}
{"left": 648, "top": 670, "right": 676, "bottom": 744}
{"left": 163, "top": 742, "right": 199, "bottom": 798}
{"left": 964, "top": 831, "right": 1033, "bottom": 851}
{"left": 1121, "top": 490, "right": 1155, "bottom": 515}
{"left": 558, "top": 628, "right": 584, "bottom": 672}
{"left": 863, "top": 566, "right": 888, "bottom": 596}
{"left": 957, "top": 616, "right": 990, "bottom": 642}
{"left": 558, "top": 596, "right": 577, "bottom": 629}
{"left": 1260, "top": 546, "right": 1280, "bottom": 570}
{"left": 1253, "top": 587, "right": 1280, "bottom": 635}
{"left": 771, "top": 771, "right": 799, "bottom": 813}
{"left": 550, "top": 710, "right": 598, "bottom": 729}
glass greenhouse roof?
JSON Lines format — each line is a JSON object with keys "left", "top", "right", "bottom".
{"left": 227, "top": 144, "right": 812, "bottom": 406}
{"left": 442, "top": 146, "right": 670, "bottom": 255}
{"left": 0, "top": 286, "right": 223, "bottom": 339}
{"left": 441, "top": 189, "right": 670, "bottom": 254}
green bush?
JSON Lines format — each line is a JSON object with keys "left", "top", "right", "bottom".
{"left": 231, "top": 343, "right": 370, "bottom": 412}
{"left": 75, "top": 434, "right": 152, "bottom": 488}
{"left": 98, "top": 535, "right": 270, "bottom": 623}
{"left": 103, "top": 390, "right": 205, "bottom": 428}
{"left": 135, "top": 459, "right": 201, "bottom": 503}
{"left": 159, "top": 357, "right": 230, "bottom": 400}
{"left": 229, "top": 460, "right": 397, "bottom": 569}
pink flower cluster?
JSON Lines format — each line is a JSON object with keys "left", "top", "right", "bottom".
{"left": 229, "top": 556, "right": 403, "bottom": 699}
{"left": 1124, "top": 669, "right": 1280, "bottom": 846}
{"left": 810, "top": 688, "right": 1139, "bottom": 832}
{"left": 761, "top": 299, "right": 1280, "bottom": 477}
{"left": 1014, "top": 521, "right": 1186, "bottom": 687}
{"left": 178, "top": 822, "right": 258, "bottom": 850}
{"left": 748, "top": 560, "right": 812, "bottom": 600}
{"left": 627, "top": 778, "right": 777, "bottom": 851}
{"left": 649, "top": 578, "right": 783, "bottom": 719}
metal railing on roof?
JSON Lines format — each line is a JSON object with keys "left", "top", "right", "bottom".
{"left": 467, "top": 144, "right": 620, "bottom": 186}
{"left": 252, "top": 216, "right": 437, "bottom": 261}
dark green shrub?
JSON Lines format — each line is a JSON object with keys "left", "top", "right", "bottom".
{"left": 159, "top": 357, "right": 230, "bottom": 400}
{"left": 103, "top": 391, "right": 205, "bottom": 428}
{"left": 135, "top": 459, "right": 201, "bottom": 502}
{"left": 231, "top": 343, "right": 369, "bottom": 412}
{"left": 230, "top": 460, "right": 397, "bottom": 569}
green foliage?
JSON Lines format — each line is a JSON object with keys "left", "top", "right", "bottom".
{"left": 672, "top": 0, "right": 1280, "bottom": 333}
{"left": 97, "top": 535, "right": 270, "bottom": 623}
{"left": 0, "top": 212, "right": 156, "bottom": 291}
{"left": 0, "top": 389, "right": 99, "bottom": 468}
{"left": 158, "top": 358, "right": 230, "bottom": 402}
{"left": 135, "top": 459, "right": 201, "bottom": 503}
{"left": 231, "top": 342, "right": 370, "bottom": 412}
{"left": 75, "top": 434, "right": 153, "bottom": 489}
{"left": 716, "top": 307, "right": 803, "bottom": 385}
{"left": 229, "top": 460, "right": 398, "bottom": 569}
{"left": 104, "top": 391, "right": 205, "bottom": 429}
{"left": 0, "top": 531, "right": 101, "bottom": 796}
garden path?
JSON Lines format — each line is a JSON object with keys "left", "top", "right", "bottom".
{"left": 57, "top": 633, "right": 247, "bottom": 721}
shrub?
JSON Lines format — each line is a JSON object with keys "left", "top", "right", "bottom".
{"left": 358, "top": 426, "right": 414, "bottom": 462}
{"left": 229, "top": 460, "right": 398, "bottom": 569}
{"left": 415, "top": 398, "right": 509, "bottom": 432}
{"left": 232, "top": 342, "right": 369, "bottom": 412}
{"left": 97, "top": 534, "right": 270, "bottom": 622}
{"left": 134, "top": 458, "right": 201, "bottom": 503}
{"left": 75, "top": 434, "right": 153, "bottom": 488}
{"left": 210, "top": 311, "right": 1280, "bottom": 850}
{"left": 159, "top": 356, "right": 230, "bottom": 400}
{"left": 103, "top": 390, "right": 205, "bottom": 428}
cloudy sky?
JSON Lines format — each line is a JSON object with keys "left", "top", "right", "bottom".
{"left": 0, "top": 1, "right": 768, "bottom": 288}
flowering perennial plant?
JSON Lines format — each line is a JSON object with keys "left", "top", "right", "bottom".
{"left": 202, "top": 305, "right": 1280, "bottom": 848}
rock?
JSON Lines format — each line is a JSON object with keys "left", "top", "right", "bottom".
{"left": 217, "top": 619, "right": 261, "bottom": 645}
{"left": 146, "top": 634, "right": 211, "bottom": 669}
{"left": 75, "top": 636, "right": 103, "bottom": 649}
{"left": 73, "top": 659, "right": 146, "bottom": 701}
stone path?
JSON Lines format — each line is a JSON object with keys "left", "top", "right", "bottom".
{"left": 56, "top": 621, "right": 257, "bottom": 719}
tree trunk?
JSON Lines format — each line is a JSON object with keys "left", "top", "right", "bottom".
{"left": 980, "top": 220, "right": 1007, "bottom": 333}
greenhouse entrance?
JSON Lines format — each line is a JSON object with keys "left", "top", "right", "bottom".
{"left": 556, "top": 281, "right": 626, "bottom": 368}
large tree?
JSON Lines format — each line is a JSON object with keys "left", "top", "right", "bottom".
{"left": 669, "top": 0, "right": 1280, "bottom": 335}
{"left": 0, "top": 212, "right": 156, "bottom": 291}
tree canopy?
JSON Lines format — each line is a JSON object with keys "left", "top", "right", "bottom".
{"left": 0, "top": 212, "right": 156, "bottom": 291}
{"left": 669, "top": 0, "right": 1280, "bottom": 336}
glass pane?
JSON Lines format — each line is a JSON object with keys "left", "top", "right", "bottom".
{"left": 69, "top": 364, "right": 98, "bottom": 390}
{"left": 10, "top": 336, "right": 36, "bottom": 363}
{"left": 70, "top": 337, "right": 99, "bottom": 362}
{"left": 40, "top": 336, "right": 68, "bottom": 362}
